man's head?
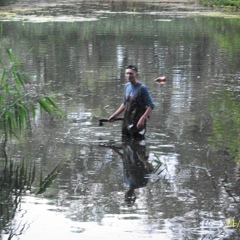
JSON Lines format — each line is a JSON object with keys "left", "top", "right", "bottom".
{"left": 125, "top": 65, "right": 138, "bottom": 84}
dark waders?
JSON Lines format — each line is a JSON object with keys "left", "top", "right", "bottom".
{"left": 122, "top": 84, "right": 146, "bottom": 139}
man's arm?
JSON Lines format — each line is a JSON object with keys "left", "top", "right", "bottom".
{"left": 108, "top": 104, "right": 125, "bottom": 122}
{"left": 136, "top": 85, "right": 155, "bottom": 129}
{"left": 137, "top": 106, "right": 152, "bottom": 129}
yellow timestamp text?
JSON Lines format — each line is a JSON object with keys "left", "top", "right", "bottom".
{"left": 226, "top": 218, "right": 240, "bottom": 228}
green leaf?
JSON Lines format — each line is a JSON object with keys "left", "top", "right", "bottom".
{"left": 0, "top": 94, "right": 3, "bottom": 105}
{"left": 3, "top": 83, "right": 11, "bottom": 95}
{"left": 7, "top": 115, "right": 13, "bottom": 136}
{"left": 45, "top": 96, "right": 59, "bottom": 109}
{"left": 6, "top": 48, "right": 20, "bottom": 66}
{"left": 1, "top": 69, "right": 6, "bottom": 85}
{"left": 45, "top": 96, "right": 63, "bottom": 115}
{"left": 16, "top": 72, "right": 25, "bottom": 87}
{"left": 37, "top": 98, "right": 55, "bottom": 115}
{"left": 31, "top": 103, "right": 36, "bottom": 119}
{"left": 0, "top": 49, "right": 63, "bottom": 142}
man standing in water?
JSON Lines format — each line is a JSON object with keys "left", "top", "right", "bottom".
{"left": 109, "top": 65, "right": 155, "bottom": 139}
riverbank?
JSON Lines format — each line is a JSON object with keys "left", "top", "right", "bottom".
{"left": 7, "top": 0, "right": 240, "bottom": 9}
{"left": 0, "top": 0, "right": 239, "bottom": 21}
{"left": 11, "top": 0, "right": 197, "bottom": 4}
{"left": 1, "top": 0, "right": 240, "bottom": 11}
{"left": 201, "top": 0, "right": 240, "bottom": 8}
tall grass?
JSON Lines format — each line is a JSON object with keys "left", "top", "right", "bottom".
{"left": 0, "top": 48, "right": 64, "bottom": 236}
{"left": 0, "top": 49, "right": 63, "bottom": 149}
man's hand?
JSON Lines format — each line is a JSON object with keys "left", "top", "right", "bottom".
{"left": 137, "top": 117, "right": 145, "bottom": 130}
{"left": 136, "top": 107, "right": 152, "bottom": 130}
{"left": 108, "top": 104, "right": 126, "bottom": 122}
{"left": 108, "top": 116, "right": 115, "bottom": 122}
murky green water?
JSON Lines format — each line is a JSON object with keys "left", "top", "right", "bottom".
{"left": 1, "top": 2, "right": 240, "bottom": 239}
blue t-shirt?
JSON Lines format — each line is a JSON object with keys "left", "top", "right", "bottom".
{"left": 123, "top": 82, "right": 155, "bottom": 109}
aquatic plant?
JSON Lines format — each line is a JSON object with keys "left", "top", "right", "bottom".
{"left": 0, "top": 48, "right": 64, "bottom": 237}
{"left": 0, "top": 48, "right": 63, "bottom": 150}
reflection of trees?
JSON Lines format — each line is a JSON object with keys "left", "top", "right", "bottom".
{"left": 1, "top": 13, "right": 239, "bottom": 118}
{"left": 54, "top": 138, "right": 238, "bottom": 238}
{"left": 0, "top": 6, "right": 240, "bottom": 238}
{"left": 208, "top": 89, "right": 240, "bottom": 207}
{"left": 209, "top": 90, "right": 240, "bottom": 160}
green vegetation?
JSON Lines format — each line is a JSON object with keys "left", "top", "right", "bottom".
{"left": 0, "top": 48, "right": 64, "bottom": 235}
{"left": 209, "top": 90, "right": 240, "bottom": 162}
{"left": 200, "top": 0, "right": 240, "bottom": 9}
{"left": 0, "top": 0, "right": 16, "bottom": 6}
{"left": 0, "top": 48, "right": 63, "bottom": 149}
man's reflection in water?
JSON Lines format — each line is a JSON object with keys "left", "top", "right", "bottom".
{"left": 100, "top": 135, "right": 153, "bottom": 204}
{"left": 121, "top": 137, "right": 153, "bottom": 204}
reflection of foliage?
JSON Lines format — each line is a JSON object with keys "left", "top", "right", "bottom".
{"left": 0, "top": 159, "right": 35, "bottom": 233}
{"left": 0, "top": 158, "right": 63, "bottom": 238}
{"left": 0, "top": 160, "right": 35, "bottom": 195}
{"left": 208, "top": 90, "right": 240, "bottom": 161}
{"left": 37, "top": 163, "right": 63, "bottom": 195}
{"left": 204, "top": 17, "right": 240, "bottom": 60}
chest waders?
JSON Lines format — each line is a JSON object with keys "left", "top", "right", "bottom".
{"left": 122, "top": 84, "right": 146, "bottom": 139}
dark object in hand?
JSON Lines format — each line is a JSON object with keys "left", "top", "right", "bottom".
{"left": 99, "top": 118, "right": 123, "bottom": 126}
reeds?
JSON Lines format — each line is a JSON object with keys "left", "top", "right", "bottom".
{"left": 0, "top": 48, "right": 64, "bottom": 236}
{"left": 0, "top": 158, "right": 63, "bottom": 236}
{"left": 0, "top": 48, "right": 63, "bottom": 148}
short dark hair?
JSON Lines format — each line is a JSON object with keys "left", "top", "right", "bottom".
{"left": 126, "top": 65, "right": 138, "bottom": 72}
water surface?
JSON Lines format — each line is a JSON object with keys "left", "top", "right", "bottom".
{"left": 1, "top": 2, "right": 240, "bottom": 239}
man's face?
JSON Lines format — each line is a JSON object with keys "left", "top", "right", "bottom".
{"left": 126, "top": 69, "right": 137, "bottom": 84}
